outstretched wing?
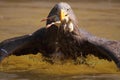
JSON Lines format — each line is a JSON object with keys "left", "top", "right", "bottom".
{"left": 79, "top": 29, "right": 120, "bottom": 68}
{"left": 0, "top": 28, "right": 46, "bottom": 61}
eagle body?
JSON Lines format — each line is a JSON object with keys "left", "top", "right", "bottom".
{"left": 0, "top": 2, "right": 120, "bottom": 68}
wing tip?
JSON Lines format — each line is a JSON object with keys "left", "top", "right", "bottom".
{"left": 0, "top": 48, "right": 9, "bottom": 62}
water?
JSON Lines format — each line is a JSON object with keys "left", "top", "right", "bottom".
{"left": 0, "top": 1, "right": 120, "bottom": 80}
{"left": 0, "top": 72, "right": 120, "bottom": 80}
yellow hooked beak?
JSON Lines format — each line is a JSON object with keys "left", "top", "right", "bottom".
{"left": 60, "top": 9, "right": 67, "bottom": 21}
{"left": 45, "top": 9, "right": 69, "bottom": 28}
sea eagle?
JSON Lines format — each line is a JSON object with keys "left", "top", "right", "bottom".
{"left": 0, "top": 2, "right": 120, "bottom": 68}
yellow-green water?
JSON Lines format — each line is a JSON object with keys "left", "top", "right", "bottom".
{"left": 0, "top": 1, "right": 120, "bottom": 80}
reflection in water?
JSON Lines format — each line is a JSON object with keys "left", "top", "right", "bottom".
{"left": 0, "top": 72, "right": 29, "bottom": 80}
{"left": 71, "top": 74, "right": 120, "bottom": 80}
{"left": 0, "top": 72, "right": 120, "bottom": 80}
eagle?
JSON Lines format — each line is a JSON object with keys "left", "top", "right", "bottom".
{"left": 0, "top": 2, "right": 120, "bottom": 68}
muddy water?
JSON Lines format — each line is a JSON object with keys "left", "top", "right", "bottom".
{"left": 0, "top": 1, "right": 120, "bottom": 80}
{"left": 0, "top": 72, "right": 120, "bottom": 80}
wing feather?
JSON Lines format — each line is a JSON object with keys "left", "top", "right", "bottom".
{"left": 0, "top": 28, "right": 46, "bottom": 61}
{"left": 79, "top": 29, "right": 120, "bottom": 68}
